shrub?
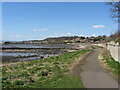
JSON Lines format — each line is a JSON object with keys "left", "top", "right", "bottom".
{"left": 40, "top": 71, "right": 49, "bottom": 77}
{"left": 13, "top": 80, "right": 24, "bottom": 86}
{"left": 2, "top": 76, "right": 8, "bottom": 80}
{"left": 2, "top": 80, "right": 11, "bottom": 88}
{"left": 53, "top": 62, "right": 59, "bottom": 65}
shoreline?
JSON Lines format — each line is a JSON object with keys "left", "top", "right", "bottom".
{"left": 1, "top": 43, "right": 87, "bottom": 64}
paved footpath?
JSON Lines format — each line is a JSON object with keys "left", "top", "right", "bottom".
{"left": 72, "top": 48, "right": 119, "bottom": 88}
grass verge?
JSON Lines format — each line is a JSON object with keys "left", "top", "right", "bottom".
{"left": 99, "top": 49, "right": 120, "bottom": 82}
{"left": 1, "top": 49, "right": 92, "bottom": 88}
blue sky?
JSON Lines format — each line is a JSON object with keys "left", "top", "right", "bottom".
{"left": 2, "top": 2, "right": 117, "bottom": 41}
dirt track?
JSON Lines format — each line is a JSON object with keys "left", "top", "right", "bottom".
{"left": 71, "top": 48, "right": 119, "bottom": 88}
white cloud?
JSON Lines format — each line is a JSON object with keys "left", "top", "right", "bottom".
{"left": 33, "top": 28, "right": 48, "bottom": 31}
{"left": 79, "top": 34, "right": 84, "bottom": 37}
{"left": 92, "top": 34, "right": 96, "bottom": 37}
{"left": 92, "top": 25, "right": 105, "bottom": 28}
{"left": 66, "top": 33, "right": 72, "bottom": 35}
{"left": 54, "top": 33, "right": 58, "bottom": 35}
{"left": 53, "top": 33, "right": 73, "bottom": 36}
{"left": 49, "top": 35, "right": 59, "bottom": 37}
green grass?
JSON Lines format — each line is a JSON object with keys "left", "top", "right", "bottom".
{"left": 1, "top": 49, "right": 92, "bottom": 88}
{"left": 101, "top": 49, "right": 120, "bottom": 82}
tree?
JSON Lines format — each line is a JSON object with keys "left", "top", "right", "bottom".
{"left": 106, "top": 0, "right": 120, "bottom": 22}
{"left": 106, "top": 0, "right": 120, "bottom": 42}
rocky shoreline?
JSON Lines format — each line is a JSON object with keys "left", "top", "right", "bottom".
{"left": 1, "top": 43, "right": 87, "bottom": 64}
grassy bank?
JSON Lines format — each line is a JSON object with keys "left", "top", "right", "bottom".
{"left": 100, "top": 49, "right": 120, "bottom": 82}
{"left": 1, "top": 49, "right": 92, "bottom": 88}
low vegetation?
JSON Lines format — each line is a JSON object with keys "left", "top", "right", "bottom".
{"left": 101, "top": 49, "right": 120, "bottom": 82}
{"left": 1, "top": 49, "right": 92, "bottom": 88}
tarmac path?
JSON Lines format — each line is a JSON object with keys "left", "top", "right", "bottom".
{"left": 72, "top": 48, "right": 119, "bottom": 88}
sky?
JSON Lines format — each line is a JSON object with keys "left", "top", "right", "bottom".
{"left": 2, "top": 2, "right": 118, "bottom": 41}
{"left": 2, "top": 0, "right": 112, "bottom": 2}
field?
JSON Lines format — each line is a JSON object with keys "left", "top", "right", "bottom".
{"left": 1, "top": 49, "right": 92, "bottom": 88}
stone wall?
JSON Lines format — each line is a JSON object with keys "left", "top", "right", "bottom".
{"left": 107, "top": 42, "right": 120, "bottom": 62}
{"left": 95, "top": 42, "right": 120, "bottom": 62}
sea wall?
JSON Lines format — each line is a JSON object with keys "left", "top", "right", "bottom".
{"left": 106, "top": 42, "right": 120, "bottom": 62}
{"left": 96, "top": 42, "right": 120, "bottom": 62}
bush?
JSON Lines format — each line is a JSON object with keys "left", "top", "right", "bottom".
{"left": 2, "top": 76, "right": 8, "bottom": 80}
{"left": 13, "top": 80, "right": 24, "bottom": 85}
{"left": 53, "top": 62, "right": 59, "bottom": 65}
{"left": 2, "top": 80, "right": 11, "bottom": 88}
{"left": 40, "top": 71, "right": 49, "bottom": 77}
